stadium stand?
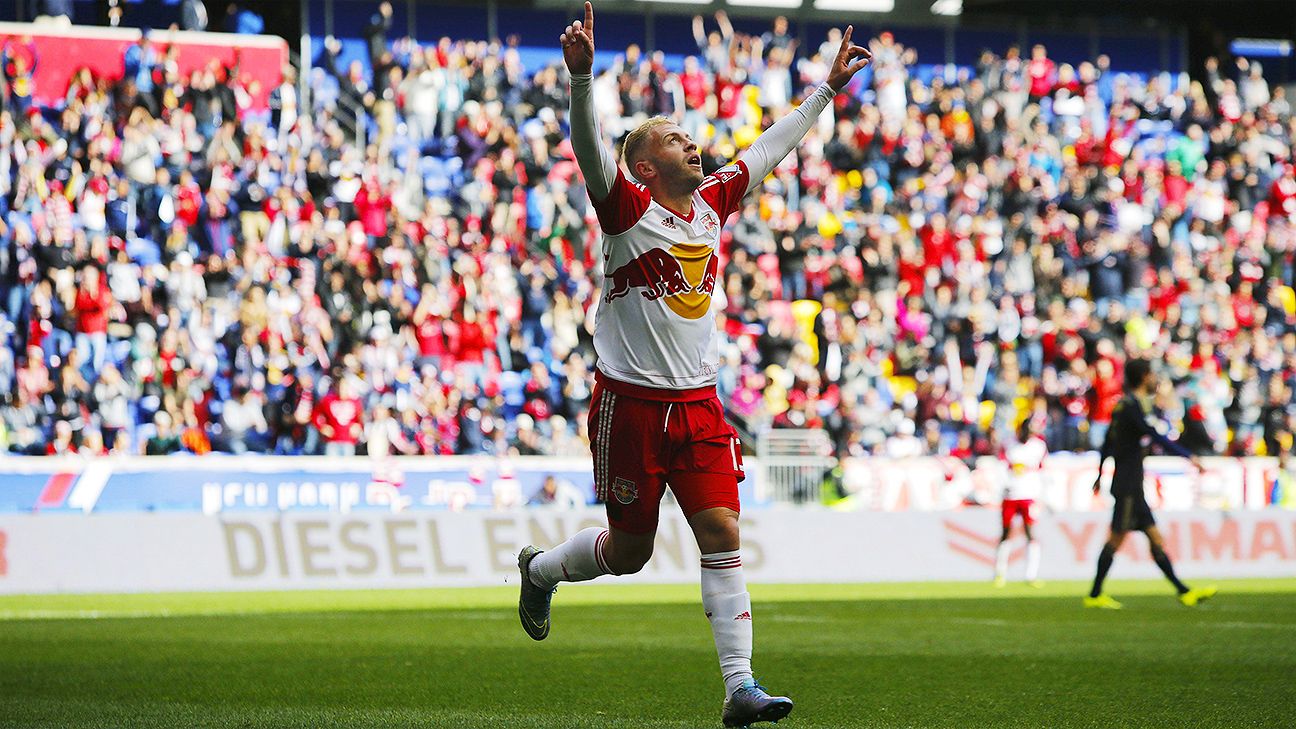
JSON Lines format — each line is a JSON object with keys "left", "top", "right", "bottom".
{"left": 0, "top": 9, "right": 1292, "bottom": 460}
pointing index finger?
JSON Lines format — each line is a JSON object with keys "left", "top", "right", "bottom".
{"left": 585, "top": 1, "right": 594, "bottom": 33}
{"left": 841, "top": 25, "right": 853, "bottom": 49}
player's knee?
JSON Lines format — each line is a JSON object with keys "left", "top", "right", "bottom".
{"left": 606, "top": 549, "right": 651, "bottom": 576}
{"left": 700, "top": 517, "right": 738, "bottom": 542}
{"left": 604, "top": 542, "right": 653, "bottom": 575}
{"left": 689, "top": 509, "right": 740, "bottom": 553}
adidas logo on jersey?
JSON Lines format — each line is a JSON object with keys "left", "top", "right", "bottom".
{"left": 660, "top": 216, "right": 677, "bottom": 230}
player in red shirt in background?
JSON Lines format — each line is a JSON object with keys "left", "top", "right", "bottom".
{"left": 994, "top": 417, "right": 1048, "bottom": 587}
{"left": 313, "top": 378, "right": 364, "bottom": 457}
{"left": 516, "top": 5, "right": 870, "bottom": 727}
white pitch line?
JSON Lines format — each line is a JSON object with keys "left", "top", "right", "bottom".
{"left": 1208, "top": 621, "right": 1296, "bottom": 630}
{"left": 0, "top": 609, "right": 179, "bottom": 620}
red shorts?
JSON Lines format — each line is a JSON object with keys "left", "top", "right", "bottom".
{"left": 1001, "top": 499, "right": 1035, "bottom": 529}
{"left": 588, "top": 381, "right": 744, "bottom": 535}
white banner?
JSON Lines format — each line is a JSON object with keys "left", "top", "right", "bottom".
{"left": 839, "top": 455, "right": 1280, "bottom": 511}
{"left": 0, "top": 455, "right": 1281, "bottom": 513}
{"left": 2, "top": 508, "right": 1294, "bottom": 594}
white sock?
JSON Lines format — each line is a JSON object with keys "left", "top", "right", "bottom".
{"left": 528, "top": 527, "right": 611, "bottom": 589}
{"left": 994, "top": 541, "right": 1010, "bottom": 580}
{"left": 701, "top": 550, "right": 753, "bottom": 698}
{"left": 1026, "top": 541, "right": 1041, "bottom": 581}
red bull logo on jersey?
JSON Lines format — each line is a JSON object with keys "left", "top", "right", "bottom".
{"left": 603, "top": 243, "right": 720, "bottom": 320}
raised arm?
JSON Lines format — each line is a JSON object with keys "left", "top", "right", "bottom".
{"left": 561, "top": 2, "right": 616, "bottom": 202}
{"left": 736, "top": 25, "right": 870, "bottom": 193}
{"left": 715, "top": 10, "right": 734, "bottom": 43}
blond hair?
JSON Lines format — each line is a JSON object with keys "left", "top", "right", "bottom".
{"left": 621, "top": 116, "right": 674, "bottom": 180}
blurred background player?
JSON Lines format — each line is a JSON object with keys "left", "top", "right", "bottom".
{"left": 1272, "top": 450, "right": 1295, "bottom": 509}
{"left": 516, "top": 4, "right": 870, "bottom": 727}
{"left": 994, "top": 417, "right": 1047, "bottom": 587}
{"left": 1086, "top": 359, "right": 1217, "bottom": 609}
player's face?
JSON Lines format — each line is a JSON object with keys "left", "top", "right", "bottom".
{"left": 649, "top": 124, "right": 704, "bottom": 189}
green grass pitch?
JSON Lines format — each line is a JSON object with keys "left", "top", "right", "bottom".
{"left": 1, "top": 579, "right": 1294, "bottom": 728}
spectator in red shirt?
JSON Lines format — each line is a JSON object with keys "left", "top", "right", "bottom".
{"left": 45, "top": 419, "right": 77, "bottom": 455}
{"left": 314, "top": 378, "right": 364, "bottom": 457}
{"left": 1163, "top": 160, "right": 1190, "bottom": 209}
{"left": 1027, "top": 44, "right": 1055, "bottom": 102}
{"left": 453, "top": 304, "right": 493, "bottom": 385}
{"left": 1268, "top": 164, "right": 1296, "bottom": 222}
{"left": 412, "top": 284, "right": 450, "bottom": 368}
{"left": 1232, "top": 281, "right": 1258, "bottom": 329}
{"left": 353, "top": 181, "right": 392, "bottom": 245}
{"left": 679, "top": 55, "right": 710, "bottom": 142}
{"left": 1147, "top": 268, "right": 1185, "bottom": 320}
{"left": 1088, "top": 358, "right": 1123, "bottom": 449}
{"left": 73, "top": 264, "right": 113, "bottom": 378}
{"left": 920, "top": 212, "right": 957, "bottom": 277}
{"left": 713, "top": 71, "right": 745, "bottom": 142}
{"left": 174, "top": 169, "right": 203, "bottom": 228}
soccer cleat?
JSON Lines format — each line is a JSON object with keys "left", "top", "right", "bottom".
{"left": 722, "top": 678, "right": 793, "bottom": 727}
{"left": 993, "top": 576, "right": 1007, "bottom": 588}
{"left": 1028, "top": 580, "right": 1045, "bottom": 589}
{"left": 1083, "top": 594, "right": 1123, "bottom": 610}
{"left": 1179, "top": 585, "right": 1218, "bottom": 607}
{"left": 517, "top": 546, "right": 556, "bottom": 641}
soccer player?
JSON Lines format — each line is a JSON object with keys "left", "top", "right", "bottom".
{"left": 517, "top": 4, "right": 870, "bottom": 726}
{"left": 994, "top": 418, "right": 1046, "bottom": 587}
{"left": 1085, "top": 359, "right": 1217, "bottom": 609}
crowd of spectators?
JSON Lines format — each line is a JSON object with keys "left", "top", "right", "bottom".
{"left": 0, "top": 7, "right": 1293, "bottom": 463}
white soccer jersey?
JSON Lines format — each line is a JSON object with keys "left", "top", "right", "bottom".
{"left": 590, "top": 162, "right": 750, "bottom": 397}
{"left": 1002, "top": 435, "right": 1047, "bottom": 501}
{"left": 567, "top": 71, "right": 835, "bottom": 400}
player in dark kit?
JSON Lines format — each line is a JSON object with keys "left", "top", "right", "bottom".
{"left": 1085, "top": 359, "right": 1217, "bottom": 609}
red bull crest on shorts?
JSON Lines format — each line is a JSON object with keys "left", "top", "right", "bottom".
{"left": 610, "top": 477, "right": 638, "bottom": 504}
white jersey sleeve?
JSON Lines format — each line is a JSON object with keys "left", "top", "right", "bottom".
{"left": 737, "top": 83, "right": 835, "bottom": 194}
{"left": 568, "top": 73, "right": 617, "bottom": 202}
